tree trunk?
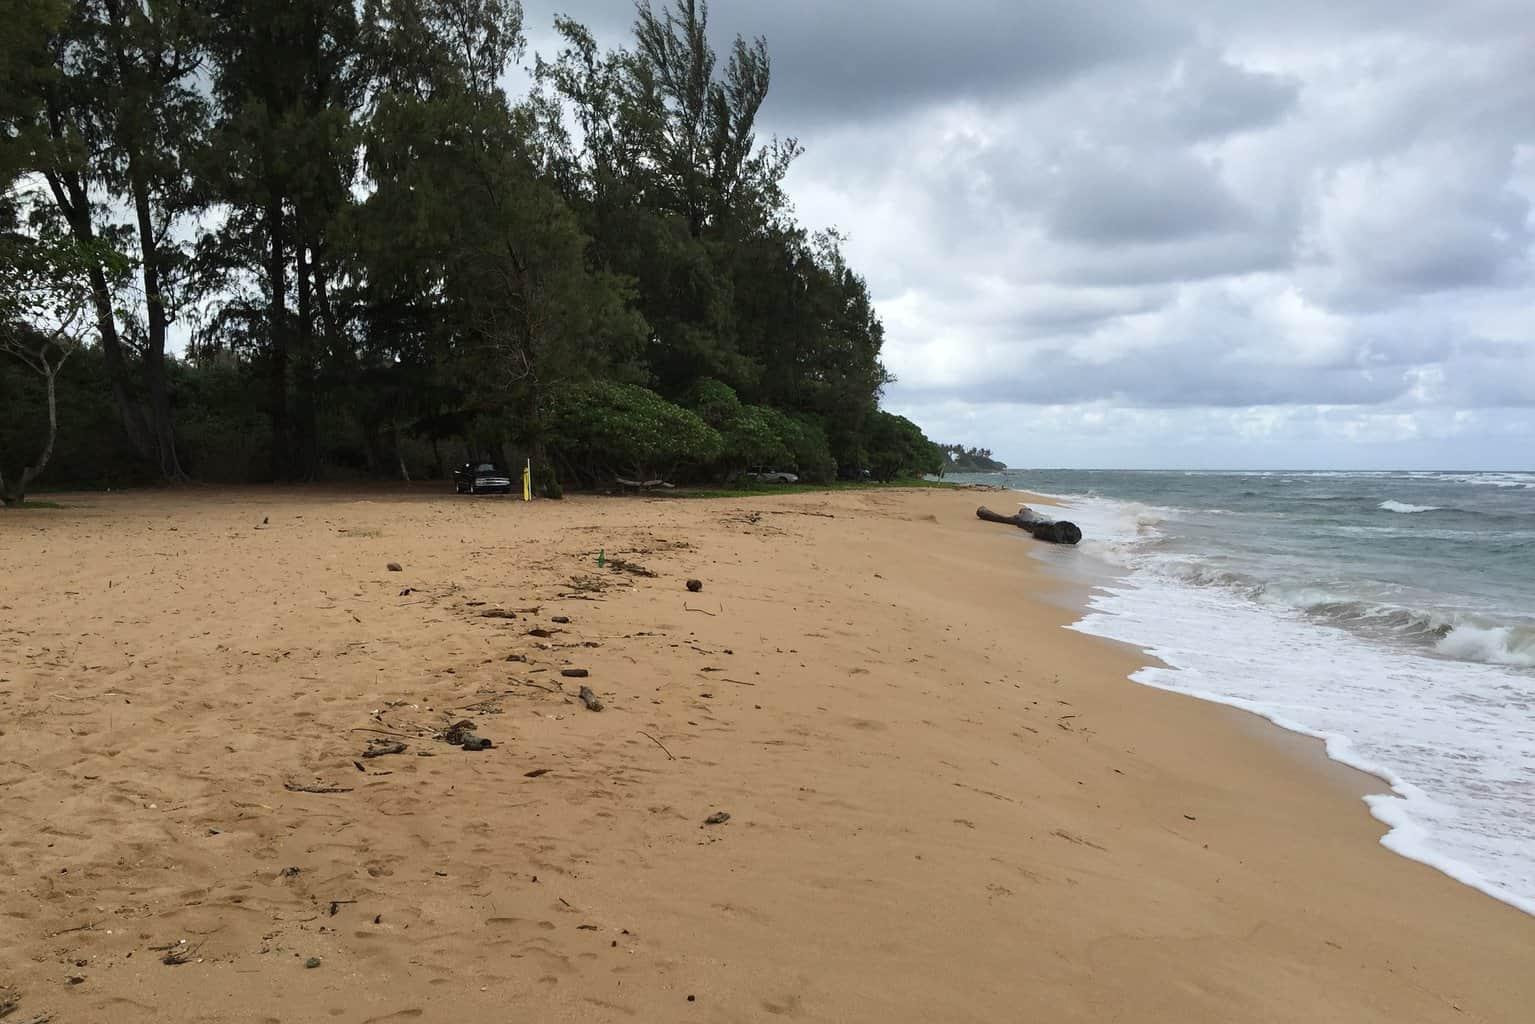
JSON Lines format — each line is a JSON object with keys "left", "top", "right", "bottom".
{"left": 105, "top": 0, "right": 184, "bottom": 482}
{"left": 295, "top": 227, "right": 318, "bottom": 480}
{"left": 42, "top": 167, "right": 153, "bottom": 462}
{"left": 127, "top": 151, "right": 186, "bottom": 481}
{"left": 265, "top": 192, "right": 290, "bottom": 481}
{"left": 3, "top": 361, "right": 63, "bottom": 507}
{"left": 976, "top": 505, "right": 1083, "bottom": 545}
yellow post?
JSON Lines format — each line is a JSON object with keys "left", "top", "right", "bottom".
{"left": 522, "top": 459, "right": 532, "bottom": 501}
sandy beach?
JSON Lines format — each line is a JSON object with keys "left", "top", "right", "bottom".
{"left": 1, "top": 485, "right": 1530, "bottom": 1023}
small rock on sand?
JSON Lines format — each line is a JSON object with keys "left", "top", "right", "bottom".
{"left": 386, "top": 562, "right": 402, "bottom": 572}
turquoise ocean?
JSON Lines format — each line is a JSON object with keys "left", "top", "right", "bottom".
{"left": 951, "top": 468, "right": 1535, "bottom": 914}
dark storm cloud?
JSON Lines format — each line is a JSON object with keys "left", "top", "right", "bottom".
{"left": 524, "top": 1, "right": 1187, "bottom": 128}
{"left": 725, "top": 1, "right": 1187, "bottom": 128}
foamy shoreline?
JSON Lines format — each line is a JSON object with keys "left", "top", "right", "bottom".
{"left": 1021, "top": 485, "right": 1535, "bottom": 916}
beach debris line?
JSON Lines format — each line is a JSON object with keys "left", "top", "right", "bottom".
{"left": 284, "top": 781, "right": 353, "bottom": 794}
{"left": 442, "top": 719, "right": 493, "bottom": 750}
{"left": 577, "top": 685, "right": 603, "bottom": 711}
{"left": 156, "top": 939, "right": 203, "bottom": 966}
{"left": 975, "top": 505, "right": 1082, "bottom": 545}
{"left": 361, "top": 738, "right": 407, "bottom": 758}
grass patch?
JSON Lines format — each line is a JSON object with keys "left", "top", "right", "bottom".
{"left": 660, "top": 478, "right": 961, "bottom": 499}
{"left": 2, "top": 499, "right": 67, "bottom": 509}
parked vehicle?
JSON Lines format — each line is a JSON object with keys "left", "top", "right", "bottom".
{"left": 743, "top": 468, "right": 799, "bottom": 484}
{"left": 454, "top": 462, "right": 514, "bottom": 494}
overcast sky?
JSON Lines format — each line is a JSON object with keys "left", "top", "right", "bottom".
{"left": 523, "top": 1, "right": 1535, "bottom": 469}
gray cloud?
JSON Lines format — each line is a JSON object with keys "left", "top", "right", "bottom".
{"left": 521, "top": 0, "right": 1535, "bottom": 467}
{"left": 1044, "top": 150, "right": 1250, "bottom": 245}
{"left": 1160, "top": 51, "right": 1300, "bottom": 140}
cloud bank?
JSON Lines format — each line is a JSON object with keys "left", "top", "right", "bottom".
{"left": 525, "top": 1, "right": 1535, "bottom": 468}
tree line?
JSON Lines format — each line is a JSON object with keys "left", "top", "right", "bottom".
{"left": 940, "top": 444, "right": 1006, "bottom": 472}
{"left": 0, "top": 0, "right": 944, "bottom": 502}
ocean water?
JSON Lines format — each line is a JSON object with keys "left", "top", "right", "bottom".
{"left": 953, "top": 469, "right": 1535, "bottom": 914}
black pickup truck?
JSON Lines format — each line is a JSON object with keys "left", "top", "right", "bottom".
{"left": 453, "top": 462, "right": 514, "bottom": 495}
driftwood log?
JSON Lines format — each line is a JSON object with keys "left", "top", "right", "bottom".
{"left": 976, "top": 505, "right": 1082, "bottom": 545}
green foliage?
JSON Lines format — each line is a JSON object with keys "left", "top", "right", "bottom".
{"left": 2, "top": 0, "right": 948, "bottom": 494}
{"left": 0, "top": 344, "right": 149, "bottom": 491}
{"left": 0, "top": 0, "right": 64, "bottom": 201}
{"left": 545, "top": 380, "right": 721, "bottom": 484}
{"left": 171, "top": 358, "right": 272, "bottom": 482}
{"left": 940, "top": 444, "right": 1006, "bottom": 473}
{"left": 532, "top": 462, "right": 563, "bottom": 499}
{"left": 686, "top": 377, "right": 742, "bottom": 428}
{"left": 867, "top": 411, "right": 943, "bottom": 482}
{"left": 759, "top": 407, "right": 836, "bottom": 483}
{"left": 718, "top": 403, "right": 791, "bottom": 472}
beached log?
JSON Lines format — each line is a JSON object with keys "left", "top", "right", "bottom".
{"left": 976, "top": 505, "right": 1082, "bottom": 545}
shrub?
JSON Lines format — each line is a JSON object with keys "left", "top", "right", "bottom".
{"left": 719, "top": 404, "right": 792, "bottom": 473}
{"left": 757, "top": 407, "right": 836, "bottom": 483}
{"left": 533, "top": 462, "right": 563, "bottom": 498}
{"left": 866, "top": 410, "right": 944, "bottom": 481}
{"left": 545, "top": 380, "right": 722, "bottom": 484}
{"left": 687, "top": 378, "right": 744, "bottom": 428}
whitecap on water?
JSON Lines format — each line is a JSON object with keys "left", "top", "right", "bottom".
{"left": 1379, "top": 500, "right": 1441, "bottom": 514}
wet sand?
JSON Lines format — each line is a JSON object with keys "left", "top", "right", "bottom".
{"left": 1, "top": 485, "right": 1530, "bottom": 1023}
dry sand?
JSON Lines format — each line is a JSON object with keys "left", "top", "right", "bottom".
{"left": 0, "top": 485, "right": 1530, "bottom": 1023}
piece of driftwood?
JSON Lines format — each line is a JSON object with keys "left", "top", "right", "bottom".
{"left": 976, "top": 505, "right": 1082, "bottom": 545}
{"left": 638, "top": 730, "right": 676, "bottom": 759}
{"left": 284, "top": 781, "right": 353, "bottom": 794}
{"left": 577, "top": 685, "right": 603, "bottom": 711}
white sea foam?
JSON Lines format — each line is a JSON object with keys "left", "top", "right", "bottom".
{"left": 1379, "top": 500, "right": 1441, "bottom": 514}
{"left": 1045, "top": 491, "right": 1535, "bottom": 916}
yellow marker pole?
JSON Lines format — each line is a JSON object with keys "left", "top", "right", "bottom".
{"left": 522, "top": 458, "right": 532, "bottom": 501}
